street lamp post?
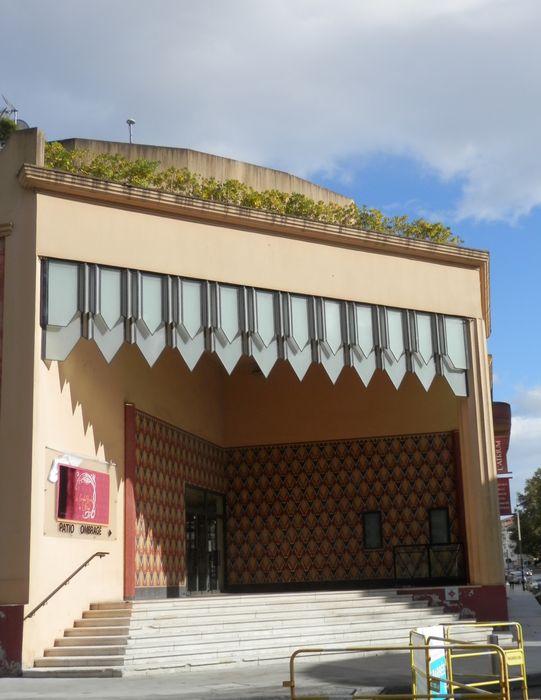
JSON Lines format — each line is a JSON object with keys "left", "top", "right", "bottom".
{"left": 516, "top": 508, "right": 525, "bottom": 591}
{"left": 126, "top": 118, "right": 135, "bottom": 145}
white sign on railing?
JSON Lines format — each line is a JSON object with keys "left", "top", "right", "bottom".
{"left": 411, "top": 625, "right": 448, "bottom": 699}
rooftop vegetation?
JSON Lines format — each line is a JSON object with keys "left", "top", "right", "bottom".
{"left": 45, "top": 142, "right": 461, "bottom": 245}
{"left": 0, "top": 117, "right": 17, "bottom": 147}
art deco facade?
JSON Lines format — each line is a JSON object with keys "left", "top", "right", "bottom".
{"left": 0, "top": 129, "right": 505, "bottom": 671}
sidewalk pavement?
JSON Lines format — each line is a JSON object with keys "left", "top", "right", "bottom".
{"left": 0, "top": 587, "right": 539, "bottom": 700}
{"left": 507, "top": 585, "right": 541, "bottom": 688}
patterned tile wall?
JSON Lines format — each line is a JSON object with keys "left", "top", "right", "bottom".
{"left": 226, "top": 433, "right": 458, "bottom": 585}
{"left": 134, "top": 411, "right": 458, "bottom": 589}
{"left": 134, "top": 411, "right": 226, "bottom": 588}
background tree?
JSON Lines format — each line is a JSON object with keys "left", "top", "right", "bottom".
{"left": 511, "top": 467, "right": 541, "bottom": 557}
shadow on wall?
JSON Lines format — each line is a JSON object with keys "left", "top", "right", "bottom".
{"left": 54, "top": 339, "right": 225, "bottom": 483}
{"left": 53, "top": 340, "right": 228, "bottom": 596}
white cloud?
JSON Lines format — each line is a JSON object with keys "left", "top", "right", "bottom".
{"left": 508, "top": 387, "right": 541, "bottom": 500}
{"left": 513, "top": 387, "right": 541, "bottom": 417}
{"left": 3, "top": 0, "right": 541, "bottom": 220}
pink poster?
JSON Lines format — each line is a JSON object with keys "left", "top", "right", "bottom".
{"left": 57, "top": 465, "right": 110, "bottom": 525}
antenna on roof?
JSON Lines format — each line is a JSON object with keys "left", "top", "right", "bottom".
{"left": 1, "top": 95, "right": 17, "bottom": 123}
{"left": 0, "top": 95, "right": 29, "bottom": 129}
{"left": 126, "top": 118, "right": 135, "bottom": 145}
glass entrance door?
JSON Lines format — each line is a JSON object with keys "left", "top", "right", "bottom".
{"left": 185, "top": 487, "right": 224, "bottom": 593}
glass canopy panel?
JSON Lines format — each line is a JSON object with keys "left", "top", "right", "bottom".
{"left": 181, "top": 280, "right": 203, "bottom": 339}
{"left": 218, "top": 286, "right": 241, "bottom": 344}
{"left": 322, "top": 300, "right": 342, "bottom": 355}
{"left": 442, "top": 364, "right": 468, "bottom": 397}
{"left": 290, "top": 296, "right": 310, "bottom": 350}
{"left": 94, "top": 323, "right": 125, "bottom": 363}
{"left": 47, "top": 261, "right": 79, "bottom": 327}
{"left": 99, "top": 268, "right": 122, "bottom": 330}
{"left": 44, "top": 321, "right": 82, "bottom": 361}
{"left": 414, "top": 357, "right": 436, "bottom": 391}
{"left": 445, "top": 317, "right": 468, "bottom": 369}
{"left": 254, "top": 290, "right": 275, "bottom": 348}
{"left": 141, "top": 274, "right": 163, "bottom": 335}
{"left": 136, "top": 332, "right": 167, "bottom": 366}
{"left": 40, "top": 259, "right": 470, "bottom": 397}
{"left": 252, "top": 343, "right": 279, "bottom": 377}
{"left": 416, "top": 313, "right": 433, "bottom": 364}
{"left": 354, "top": 305, "right": 374, "bottom": 357}
{"left": 386, "top": 309, "right": 405, "bottom": 361}
{"left": 176, "top": 333, "right": 205, "bottom": 370}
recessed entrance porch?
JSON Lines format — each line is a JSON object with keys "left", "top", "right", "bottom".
{"left": 125, "top": 358, "right": 467, "bottom": 600}
{"left": 40, "top": 258, "right": 471, "bottom": 600}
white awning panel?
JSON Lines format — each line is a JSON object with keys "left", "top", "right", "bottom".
{"left": 41, "top": 259, "right": 469, "bottom": 396}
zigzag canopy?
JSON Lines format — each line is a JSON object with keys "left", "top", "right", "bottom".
{"left": 41, "top": 259, "right": 469, "bottom": 395}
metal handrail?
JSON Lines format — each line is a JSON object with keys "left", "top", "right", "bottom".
{"left": 24, "top": 551, "right": 109, "bottom": 620}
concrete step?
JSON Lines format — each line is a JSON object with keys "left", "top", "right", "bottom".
{"left": 65, "top": 627, "right": 130, "bottom": 637}
{"left": 126, "top": 615, "right": 458, "bottom": 648}
{"left": 34, "top": 655, "right": 125, "bottom": 668}
{"left": 126, "top": 604, "right": 438, "bottom": 627}
{"left": 129, "top": 608, "right": 454, "bottom": 635}
{"left": 31, "top": 590, "right": 466, "bottom": 677}
{"left": 128, "top": 612, "right": 448, "bottom": 634}
{"left": 90, "top": 600, "right": 133, "bottom": 610}
{"left": 24, "top": 666, "right": 123, "bottom": 678}
{"left": 124, "top": 621, "right": 457, "bottom": 660}
{"left": 130, "top": 592, "right": 408, "bottom": 606}
{"left": 129, "top": 596, "right": 425, "bottom": 615}
{"left": 55, "top": 635, "right": 129, "bottom": 647}
{"left": 46, "top": 645, "right": 127, "bottom": 657}
{"left": 128, "top": 603, "right": 428, "bottom": 621}
{"left": 74, "top": 617, "right": 130, "bottom": 628}
{"left": 129, "top": 589, "right": 396, "bottom": 606}
{"left": 123, "top": 640, "right": 410, "bottom": 670}
{"left": 82, "top": 609, "right": 132, "bottom": 619}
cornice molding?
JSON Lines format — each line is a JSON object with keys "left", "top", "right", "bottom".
{"left": 18, "top": 164, "right": 491, "bottom": 334}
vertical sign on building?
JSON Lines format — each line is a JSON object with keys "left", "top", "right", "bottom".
{"left": 493, "top": 402, "right": 512, "bottom": 516}
{"left": 497, "top": 478, "right": 512, "bottom": 517}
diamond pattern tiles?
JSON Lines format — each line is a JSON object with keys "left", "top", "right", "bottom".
{"left": 134, "top": 411, "right": 227, "bottom": 588}
{"left": 225, "top": 432, "right": 458, "bottom": 585}
{"left": 133, "top": 410, "right": 458, "bottom": 590}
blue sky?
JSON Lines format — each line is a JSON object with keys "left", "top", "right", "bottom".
{"left": 2, "top": 0, "right": 540, "bottom": 503}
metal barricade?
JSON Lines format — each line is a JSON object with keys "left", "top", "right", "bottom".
{"left": 442, "top": 621, "right": 528, "bottom": 700}
{"left": 283, "top": 641, "right": 511, "bottom": 700}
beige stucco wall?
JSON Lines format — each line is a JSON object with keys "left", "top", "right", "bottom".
{"left": 0, "top": 130, "right": 43, "bottom": 604}
{"left": 223, "top": 359, "right": 460, "bottom": 446}
{"left": 458, "top": 319, "right": 505, "bottom": 585}
{"left": 23, "top": 340, "right": 122, "bottom": 666}
{"left": 35, "top": 195, "right": 484, "bottom": 320}
{"left": 22, "top": 340, "right": 225, "bottom": 665}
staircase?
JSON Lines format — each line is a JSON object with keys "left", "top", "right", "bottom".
{"left": 26, "top": 590, "right": 463, "bottom": 677}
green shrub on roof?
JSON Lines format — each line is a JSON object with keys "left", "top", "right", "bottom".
{"left": 0, "top": 117, "right": 17, "bottom": 147}
{"left": 44, "top": 141, "right": 461, "bottom": 245}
